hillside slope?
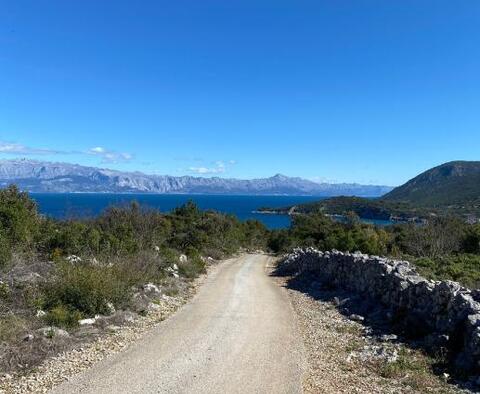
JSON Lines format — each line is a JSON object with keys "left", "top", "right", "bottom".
{"left": 383, "top": 161, "right": 480, "bottom": 207}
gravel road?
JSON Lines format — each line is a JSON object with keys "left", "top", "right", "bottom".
{"left": 50, "top": 254, "right": 304, "bottom": 394}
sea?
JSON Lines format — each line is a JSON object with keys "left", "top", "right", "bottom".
{"left": 29, "top": 193, "right": 393, "bottom": 230}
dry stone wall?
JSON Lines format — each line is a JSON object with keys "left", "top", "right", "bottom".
{"left": 279, "top": 248, "right": 480, "bottom": 374}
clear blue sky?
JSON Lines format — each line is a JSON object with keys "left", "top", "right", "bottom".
{"left": 1, "top": 1, "right": 479, "bottom": 186}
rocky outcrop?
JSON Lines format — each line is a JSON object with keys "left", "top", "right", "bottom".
{"left": 278, "top": 248, "right": 480, "bottom": 374}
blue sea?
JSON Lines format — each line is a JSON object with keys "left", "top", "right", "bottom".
{"left": 29, "top": 193, "right": 394, "bottom": 229}
{"left": 29, "top": 193, "right": 322, "bottom": 229}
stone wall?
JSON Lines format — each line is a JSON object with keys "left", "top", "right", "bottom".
{"left": 278, "top": 248, "right": 480, "bottom": 374}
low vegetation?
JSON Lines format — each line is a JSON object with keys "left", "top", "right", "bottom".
{"left": 0, "top": 185, "right": 268, "bottom": 374}
{"left": 2, "top": 181, "right": 480, "bottom": 382}
{"left": 269, "top": 211, "right": 480, "bottom": 289}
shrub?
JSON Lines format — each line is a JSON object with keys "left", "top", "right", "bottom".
{"left": 42, "top": 262, "right": 134, "bottom": 316}
{"left": 0, "top": 315, "right": 27, "bottom": 342}
{"left": 44, "top": 305, "right": 83, "bottom": 328}
{"left": 178, "top": 252, "right": 206, "bottom": 279}
{"left": 0, "top": 185, "right": 40, "bottom": 248}
{"left": 413, "top": 254, "right": 480, "bottom": 289}
{"left": 0, "top": 231, "right": 11, "bottom": 269}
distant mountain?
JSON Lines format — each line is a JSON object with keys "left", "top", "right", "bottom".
{"left": 383, "top": 161, "right": 480, "bottom": 207}
{"left": 0, "top": 159, "right": 392, "bottom": 197}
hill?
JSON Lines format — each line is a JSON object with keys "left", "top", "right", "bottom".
{"left": 259, "top": 196, "right": 425, "bottom": 222}
{"left": 383, "top": 161, "right": 480, "bottom": 209}
{"left": 0, "top": 159, "right": 392, "bottom": 196}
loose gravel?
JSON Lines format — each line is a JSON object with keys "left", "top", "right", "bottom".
{"left": 278, "top": 275, "right": 470, "bottom": 394}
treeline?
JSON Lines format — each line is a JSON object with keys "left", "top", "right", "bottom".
{"left": 269, "top": 211, "right": 480, "bottom": 288}
{"left": 265, "top": 196, "right": 433, "bottom": 221}
{"left": 0, "top": 185, "right": 268, "bottom": 268}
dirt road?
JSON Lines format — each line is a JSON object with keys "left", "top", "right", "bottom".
{"left": 50, "top": 254, "right": 304, "bottom": 394}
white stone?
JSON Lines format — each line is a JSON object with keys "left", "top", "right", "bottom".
{"left": 66, "top": 255, "right": 82, "bottom": 264}
{"left": 78, "top": 318, "right": 96, "bottom": 326}
{"left": 36, "top": 326, "right": 70, "bottom": 338}
{"left": 23, "top": 334, "right": 34, "bottom": 341}
{"left": 106, "top": 302, "right": 116, "bottom": 314}
{"left": 143, "top": 283, "right": 160, "bottom": 295}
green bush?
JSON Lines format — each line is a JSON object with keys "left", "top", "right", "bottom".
{"left": 0, "top": 185, "right": 40, "bottom": 247}
{"left": 44, "top": 305, "right": 83, "bottom": 328}
{"left": 414, "top": 254, "right": 480, "bottom": 289}
{"left": 178, "top": 252, "right": 206, "bottom": 279}
{"left": 42, "top": 262, "right": 134, "bottom": 316}
{"left": 0, "top": 232, "right": 11, "bottom": 269}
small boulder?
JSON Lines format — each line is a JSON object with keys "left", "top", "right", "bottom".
{"left": 349, "top": 314, "right": 365, "bottom": 322}
{"left": 23, "top": 334, "right": 34, "bottom": 342}
{"left": 143, "top": 283, "right": 161, "bottom": 297}
{"left": 36, "top": 326, "right": 69, "bottom": 338}
{"left": 66, "top": 255, "right": 82, "bottom": 264}
{"left": 78, "top": 317, "right": 96, "bottom": 326}
{"left": 106, "top": 302, "right": 116, "bottom": 315}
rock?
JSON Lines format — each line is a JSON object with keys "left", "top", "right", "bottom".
{"left": 379, "top": 334, "right": 398, "bottom": 342}
{"left": 143, "top": 283, "right": 161, "bottom": 296}
{"left": 78, "top": 317, "right": 96, "bottom": 326}
{"left": 166, "top": 266, "right": 180, "bottom": 278}
{"left": 349, "top": 314, "right": 365, "bottom": 322}
{"left": 36, "top": 326, "right": 70, "bottom": 338}
{"left": 354, "top": 345, "right": 398, "bottom": 363}
{"left": 23, "top": 334, "right": 34, "bottom": 341}
{"left": 333, "top": 297, "right": 349, "bottom": 307}
{"left": 131, "top": 293, "right": 152, "bottom": 313}
{"left": 100, "top": 310, "right": 138, "bottom": 326}
{"left": 106, "top": 302, "right": 116, "bottom": 315}
{"left": 147, "top": 302, "right": 161, "bottom": 311}
{"left": 278, "top": 247, "right": 480, "bottom": 372}
{"left": 66, "top": 255, "right": 82, "bottom": 264}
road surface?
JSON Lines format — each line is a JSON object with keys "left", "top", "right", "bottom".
{"left": 51, "top": 254, "right": 304, "bottom": 394}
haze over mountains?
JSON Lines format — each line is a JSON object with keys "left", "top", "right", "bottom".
{"left": 0, "top": 160, "right": 393, "bottom": 197}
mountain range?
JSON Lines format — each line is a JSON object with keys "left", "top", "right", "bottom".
{"left": 0, "top": 159, "right": 393, "bottom": 197}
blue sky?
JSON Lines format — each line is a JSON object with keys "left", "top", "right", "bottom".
{"left": 1, "top": 1, "right": 479, "bottom": 186}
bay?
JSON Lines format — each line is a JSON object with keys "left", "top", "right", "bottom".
{"left": 29, "top": 193, "right": 322, "bottom": 229}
